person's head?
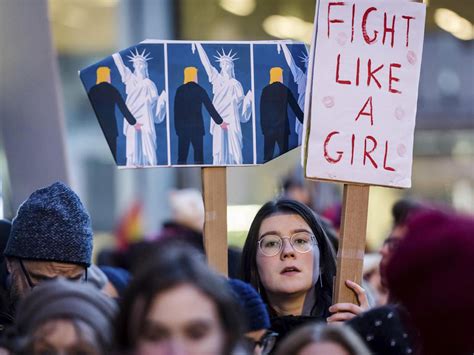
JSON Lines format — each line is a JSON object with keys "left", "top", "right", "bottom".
{"left": 270, "top": 67, "right": 283, "bottom": 84}
{"left": 99, "top": 266, "right": 130, "bottom": 298}
{"left": 169, "top": 188, "right": 204, "bottom": 232}
{"left": 241, "top": 199, "right": 336, "bottom": 317}
{"left": 216, "top": 48, "right": 236, "bottom": 78}
{"left": 3, "top": 182, "right": 93, "bottom": 305}
{"left": 184, "top": 67, "right": 198, "bottom": 84}
{"left": 228, "top": 279, "right": 275, "bottom": 355}
{"left": 387, "top": 209, "right": 474, "bottom": 355}
{"left": 280, "top": 167, "right": 313, "bottom": 208}
{"left": 379, "top": 199, "right": 423, "bottom": 289}
{"left": 275, "top": 323, "right": 370, "bottom": 355}
{"left": 12, "top": 278, "right": 116, "bottom": 355}
{"left": 96, "top": 66, "right": 111, "bottom": 84}
{"left": 129, "top": 48, "right": 151, "bottom": 78}
{"left": 116, "top": 245, "right": 244, "bottom": 355}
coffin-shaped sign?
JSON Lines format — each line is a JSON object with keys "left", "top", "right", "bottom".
{"left": 80, "top": 40, "right": 308, "bottom": 167}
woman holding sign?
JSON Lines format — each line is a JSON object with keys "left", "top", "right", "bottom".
{"left": 241, "top": 199, "right": 369, "bottom": 343}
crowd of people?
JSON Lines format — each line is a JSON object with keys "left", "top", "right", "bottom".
{"left": 0, "top": 180, "right": 472, "bottom": 355}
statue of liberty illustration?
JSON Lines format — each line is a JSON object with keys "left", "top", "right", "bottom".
{"left": 193, "top": 43, "right": 252, "bottom": 165}
{"left": 278, "top": 43, "right": 308, "bottom": 145}
{"left": 112, "top": 48, "right": 166, "bottom": 167}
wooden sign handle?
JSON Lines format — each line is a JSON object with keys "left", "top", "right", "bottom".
{"left": 201, "top": 167, "right": 228, "bottom": 276}
{"left": 333, "top": 184, "right": 370, "bottom": 304}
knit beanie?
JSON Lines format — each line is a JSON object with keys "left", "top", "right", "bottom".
{"left": 87, "top": 264, "right": 109, "bottom": 290}
{"left": 99, "top": 266, "right": 130, "bottom": 296}
{"left": 4, "top": 182, "right": 93, "bottom": 266}
{"left": 228, "top": 279, "right": 270, "bottom": 332}
{"left": 386, "top": 209, "right": 474, "bottom": 355}
{"left": 15, "top": 278, "right": 116, "bottom": 349}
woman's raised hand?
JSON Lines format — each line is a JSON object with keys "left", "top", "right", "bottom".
{"left": 326, "top": 280, "right": 370, "bottom": 324}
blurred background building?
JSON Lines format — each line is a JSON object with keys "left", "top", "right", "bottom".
{"left": 0, "top": 0, "right": 472, "bottom": 253}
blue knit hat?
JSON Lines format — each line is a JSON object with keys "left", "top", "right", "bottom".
{"left": 4, "top": 182, "right": 93, "bottom": 266}
{"left": 99, "top": 266, "right": 130, "bottom": 296}
{"left": 228, "top": 279, "right": 270, "bottom": 332}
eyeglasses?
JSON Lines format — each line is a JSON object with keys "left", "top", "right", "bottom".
{"left": 258, "top": 232, "right": 317, "bottom": 257}
{"left": 244, "top": 331, "right": 278, "bottom": 355}
{"left": 18, "top": 259, "right": 88, "bottom": 289}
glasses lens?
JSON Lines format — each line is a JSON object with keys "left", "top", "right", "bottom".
{"left": 261, "top": 332, "right": 278, "bottom": 355}
{"left": 259, "top": 235, "right": 282, "bottom": 256}
{"left": 290, "top": 232, "right": 314, "bottom": 253}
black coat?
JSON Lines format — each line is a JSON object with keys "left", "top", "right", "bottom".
{"left": 88, "top": 82, "right": 137, "bottom": 160}
{"left": 174, "top": 82, "right": 223, "bottom": 137}
{"left": 260, "top": 82, "right": 304, "bottom": 137}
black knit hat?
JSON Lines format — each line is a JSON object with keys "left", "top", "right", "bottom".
{"left": 15, "top": 278, "right": 116, "bottom": 350}
{"left": 4, "top": 182, "right": 93, "bottom": 266}
{"left": 228, "top": 279, "right": 270, "bottom": 332}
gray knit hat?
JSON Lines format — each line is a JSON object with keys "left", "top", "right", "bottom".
{"left": 15, "top": 278, "right": 117, "bottom": 351}
{"left": 4, "top": 182, "right": 93, "bottom": 266}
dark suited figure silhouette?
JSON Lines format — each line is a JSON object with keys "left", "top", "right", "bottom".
{"left": 260, "top": 67, "right": 304, "bottom": 162}
{"left": 88, "top": 66, "right": 138, "bottom": 163}
{"left": 174, "top": 67, "right": 228, "bottom": 164}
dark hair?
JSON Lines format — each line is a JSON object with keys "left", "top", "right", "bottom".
{"left": 275, "top": 323, "right": 370, "bottom": 355}
{"left": 115, "top": 244, "right": 244, "bottom": 354}
{"left": 241, "top": 199, "right": 336, "bottom": 318}
{"left": 391, "top": 199, "right": 422, "bottom": 227}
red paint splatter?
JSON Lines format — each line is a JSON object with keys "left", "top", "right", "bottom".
{"left": 407, "top": 50, "right": 416, "bottom": 65}
{"left": 323, "top": 96, "right": 335, "bottom": 108}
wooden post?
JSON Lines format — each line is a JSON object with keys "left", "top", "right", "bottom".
{"left": 334, "top": 184, "right": 370, "bottom": 304}
{"left": 201, "top": 167, "right": 228, "bottom": 276}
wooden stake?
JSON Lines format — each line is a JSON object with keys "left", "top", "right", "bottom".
{"left": 334, "top": 184, "right": 370, "bottom": 304}
{"left": 201, "top": 167, "right": 228, "bottom": 276}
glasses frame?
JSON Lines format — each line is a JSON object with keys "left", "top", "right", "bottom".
{"left": 244, "top": 330, "right": 278, "bottom": 355}
{"left": 257, "top": 232, "right": 317, "bottom": 257}
{"left": 18, "top": 259, "right": 88, "bottom": 290}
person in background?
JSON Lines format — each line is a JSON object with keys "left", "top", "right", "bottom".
{"left": 362, "top": 254, "right": 387, "bottom": 307}
{"left": 275, "top": 323, "right": 370, "bottom": 355}
{"left": 379, "top": 198, "right": 422, "bottom": 296}
{"left": 99, "top": 266, "right": 130, "bottom": 299}
{"left": 346, "top": 199, "right": 426, "bottom": 355}
{"left": 280, "top": 169, "right": 340, "bottom": 251}
{"left": 6, "top": 278, "right": 116, "bottom": 355}
{"left": 387, "top": 209, "right": 474, "bottom": 355}
{"left": 115, "top": 245, "right": 244, "bottom": 355}
{"left": 0, "top": 182, "right": 93, "bottom": 331}
{"left": 228, "top": 279, "right": 276, "bottom": 355}
{"left": 153, "top": 188, "right": 243, "bottom": 279}
{"left": 241, "top": 199, "right": 368, "bottom": 345}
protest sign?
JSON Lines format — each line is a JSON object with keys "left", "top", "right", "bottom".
{"left": 80, "top": 40, "right": 308, "bottom": 168}
{"left": 304, "top": 0, "right": 426, "bottom": 188}
{"left": 303, "top": 0, "right": 426, "bottom": 303}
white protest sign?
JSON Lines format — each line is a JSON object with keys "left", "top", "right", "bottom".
{"left": 304, "top": 0, "right": 426, "bottom": 188}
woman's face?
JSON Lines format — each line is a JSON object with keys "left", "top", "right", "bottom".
{"left": 136, "top": 284, "right": 226, "bottom": 355}
{"left": 219, "top": 60, "right": 233, "bottom": 76}
{"left": 133, "top": 59, "right": 147, "bottom": 77}
{"left": 256, "top": 213, "right": 319, "bottom": 298}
